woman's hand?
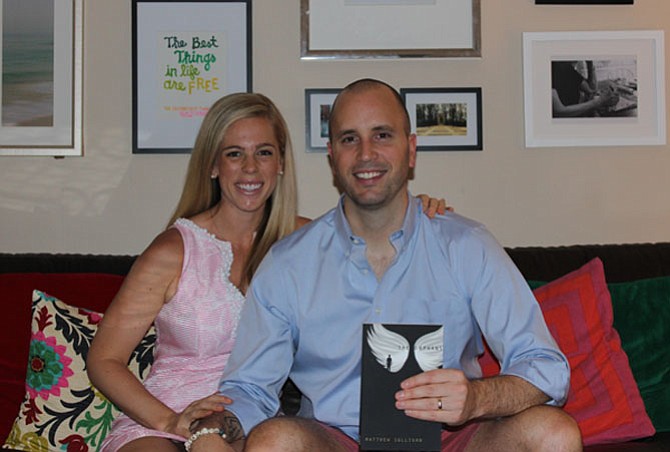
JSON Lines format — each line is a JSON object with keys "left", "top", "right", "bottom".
{"left": 165, "top": 393, "right": 232, "bottom": 438}
{"left": 417, "top": 194, "right": 453, "bottom": 218}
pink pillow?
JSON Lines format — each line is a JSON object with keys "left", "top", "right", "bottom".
{"left": 479, "top": 258, "right": 655, "bottom": 445}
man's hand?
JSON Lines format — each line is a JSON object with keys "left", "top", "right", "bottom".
{"left": 395, "top": 369, "right": 550, "bottom": 425}
{"left": 394, "top": 368, "right": 475, "bottom": 425}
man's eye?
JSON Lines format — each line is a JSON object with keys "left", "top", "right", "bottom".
{"left": 340, "top": 136, "right": 356, "bottom": 144}
{"left": 376, "top": 132, "right": 391, "bottom": 140}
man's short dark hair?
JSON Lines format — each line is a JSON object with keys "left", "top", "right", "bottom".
{"left": 328, "top": 78, "right": 411, "bottom": 142}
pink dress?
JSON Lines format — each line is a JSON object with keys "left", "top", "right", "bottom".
{"left": 100, "top": 218, "right": 245, "bottom": 451}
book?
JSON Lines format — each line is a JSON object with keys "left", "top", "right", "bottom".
{"left": 359, "top": 323, "right": 444, "bottom": 451}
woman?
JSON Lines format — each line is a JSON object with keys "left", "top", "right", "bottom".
{"left": 88, "top": 93, "right": 446, "bottom": 451}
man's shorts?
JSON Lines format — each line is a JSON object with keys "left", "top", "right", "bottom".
{"left": 320, "top": 423, "right": 482, "bottom": 452}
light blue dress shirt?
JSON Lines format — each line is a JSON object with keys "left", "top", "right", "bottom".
{"left": 219, "top": 195, "right": 570, "bottom": 441}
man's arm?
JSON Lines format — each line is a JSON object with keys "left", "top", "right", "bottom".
{"left": 395, "top": 369, "right": 549, "bottom": 425}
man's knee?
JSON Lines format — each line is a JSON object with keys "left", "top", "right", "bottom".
{"left": 519, "top": 406, "right": 582, "bottom": 451}
{"left": 471, "top": 406, "right": 582, "bottom": 452}
{"left": 245, "top": 417, "right": 345, "bottom": 452}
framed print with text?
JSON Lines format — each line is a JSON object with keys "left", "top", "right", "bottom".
{"left": 132, "top": 0, "right": 251, "bottom": 154}
{"left": 301, "top": 0, "right": 481, "bottom": 59}
{"left": 401, "top": 87, "right": 482, "bottom": 151}
{"left": 0, "top": 0, "right": 83, "bottom": 156}
{"left": 305, "top": 88, "right": 340, "bottom": 152}
{"left": 523, "top": 30, "right": 665, "bottom": 148}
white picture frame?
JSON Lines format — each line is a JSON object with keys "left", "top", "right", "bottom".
{"left": 523, "top": 30, "right": 666, "bottom": 148}
{"left": 300, "top": 0, "right": 480, "bottom": 59}
{"left": 0, "top": 0, "right": 83, "bottom": 156}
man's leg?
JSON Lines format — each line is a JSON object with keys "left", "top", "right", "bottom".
{"left": 244, "top": 417, "right": 356, "bottom": 452}
{"left": 463, "top": 406, "right": 582, "bottom": 452}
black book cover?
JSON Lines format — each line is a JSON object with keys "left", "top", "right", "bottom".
{"left": 360, "top": 323, "right": 443, "bottom": 451}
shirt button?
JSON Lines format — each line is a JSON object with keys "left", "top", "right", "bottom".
{"left": 375, "top": 308, "right": 382, "bottom": 315}
{"left": 362, "top": 269, "right": 368, "bottom": 275}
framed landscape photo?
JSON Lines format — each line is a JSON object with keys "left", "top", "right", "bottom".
{"left": 132, "top": 0, "right": 251, "bottom": 154}
{"left": 0, "top": 0, "right": 83, "bottom": 156}
{"left": 304, "top": 88, "right": 340, "bottom": 152}
{"left": 523, "top": 30, "right": 665, "bottom": 147}
{"left": 401, "top": 87, "right": 482, "bottom": 151}
{"left": 301, "top": 0, "right": 481, "bottom": 59}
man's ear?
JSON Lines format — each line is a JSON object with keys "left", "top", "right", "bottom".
{"left": 408, "top": 133, "right": 417, "bottom": 169}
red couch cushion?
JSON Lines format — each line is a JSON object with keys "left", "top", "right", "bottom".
{"left": 0, "top": 273, "right": 124, "bottom": 443}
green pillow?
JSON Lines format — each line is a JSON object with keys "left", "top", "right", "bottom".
{"left": 528, "top": 276, "right": 670, "bottom": 432}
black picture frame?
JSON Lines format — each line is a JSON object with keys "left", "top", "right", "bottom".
{"left": 132, "top": 0, "right": 252, "bottom": 154}
{"left": 401, "top": 87, "right": 483, "bottom": 152}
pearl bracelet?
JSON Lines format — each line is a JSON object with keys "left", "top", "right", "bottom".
{"left": 184, "top": 427, "right": 226, "bottom": 452}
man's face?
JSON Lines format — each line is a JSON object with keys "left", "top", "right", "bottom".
{"left": 327, "top": 86, "right": 416, "bottom": 211}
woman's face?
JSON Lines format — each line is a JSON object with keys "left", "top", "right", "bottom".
{"left": 212, "top": 116, "right": 283, "bottom": 216}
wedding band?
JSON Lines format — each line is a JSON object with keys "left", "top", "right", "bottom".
{"left": 437, "top": 398, "right": 443, "bottom": 410}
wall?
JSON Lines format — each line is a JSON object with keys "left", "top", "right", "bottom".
{"left": 0, "top": 0, "right": 669, "bottom": 254}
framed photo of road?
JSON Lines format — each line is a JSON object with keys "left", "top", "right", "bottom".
{"left": 401, "top": 87, "right": 482, "bottom": 151}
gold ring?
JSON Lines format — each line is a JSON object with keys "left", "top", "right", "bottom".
{"left": 437, "top": 398, "right": 443, "bottom": 410}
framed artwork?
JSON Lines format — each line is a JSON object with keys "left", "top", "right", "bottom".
{"left": 300, "top": 0, "right": 481, "bottom": 59}
{"left": 523, "top": 30, "right": 665, "bottom": 147}
{"left": 0, "top": 0, "right": 83, "bottom": 156}
{"left": 304, "top": 88, "right": 340, "bottom": 153}
{"left": 536, "top": 1, "right": 633, "bottom": 4}
{"left": 132, "top": 0, "right": 251, "bottom": 154}
{"left": 401, "top": 88, "right": 483, "bottom": 151}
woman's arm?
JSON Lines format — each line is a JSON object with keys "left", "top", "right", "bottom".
{"left": 87, "top": 229, "right": 200, "bottom": 436}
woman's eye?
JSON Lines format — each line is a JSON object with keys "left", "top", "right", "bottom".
{"left": 224, "top": 150, "right": 241, "bottom": 158}
{"left": 257, "top": 149, "right": 274, "bottom": 157}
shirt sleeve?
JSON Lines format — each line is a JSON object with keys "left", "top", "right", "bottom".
{"left": 217, "top": 250, "right": 296, "bottom": 435}
{"left": 457, "top": 225, "right": 571, "bottom": 406}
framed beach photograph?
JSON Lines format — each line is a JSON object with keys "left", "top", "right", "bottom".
{"left": 300, "top": 0, "right": 481, "bottom": 59}
{"left": 304, "top": 88, "right": 340, "bottom": 152}
{"left": 0, "top": 0, "right": 83, "bottom": 156}
{"left": 401, "top": 88, "right": 483, "bottom": 151}
{"left": 132, "top": 0, "right": 251, "bottom": 154}
{"left": 523, "top": 30, "right": 665, "bottom": 147}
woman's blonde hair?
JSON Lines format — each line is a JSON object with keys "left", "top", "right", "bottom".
{"left": 168, "top": 92, "right": 298, "bottom": 288}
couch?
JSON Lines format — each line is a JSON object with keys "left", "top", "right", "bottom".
{"left": 0, "top": 244, "right": 669, "bottom": 451}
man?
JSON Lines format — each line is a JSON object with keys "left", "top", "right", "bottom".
{"left": 190, "top": 79, "right": 582, "bottom": 451}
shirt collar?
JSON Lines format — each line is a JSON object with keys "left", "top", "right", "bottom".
{"left": 333, "top": 192, "right": 419, "bottom": 252}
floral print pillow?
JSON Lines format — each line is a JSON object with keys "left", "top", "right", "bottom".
{"left": 2, "top": 290, "right": 155, "bottom": 452}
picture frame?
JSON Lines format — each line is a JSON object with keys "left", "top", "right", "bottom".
{"left": 523, "top": 30, "right": 665, "bottom": 148}
{"left": 0, "top": 0, "right": 83, "bottom": 156}
{"left": 132, "top": 0, "right": 251, "bottom": 154}
{"left": 535, "top": 1, "right": 633, "bottom": 4}
{"left": 304, "top": 88, "right": 340, "bottom": 153}
{"left": 401, "top": 87, "right": 483, "bottom": 151}
{"left": 300, "top": 0, "right": 481, "bottom": 59}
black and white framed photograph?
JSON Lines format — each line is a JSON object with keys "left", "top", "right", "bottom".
{"left": 536, "top": 1, "right": 633, "bottom": 4}
{"left": 523, "top": 30, "right": 665, "bottom": 147}
{"left": 401, "top": 88, "right": 482, "bottom": 151}
{"left": 0, "top": 0, "right": 83, "bottom": 156}
{"left": 300, "top": 0, "right": 480, "bottom": 59}
{"left": 132, "top": 0, "right": 251, "bottom": 154}
{"left": 304, "top": 88, "right": 340, "bottom": 152}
